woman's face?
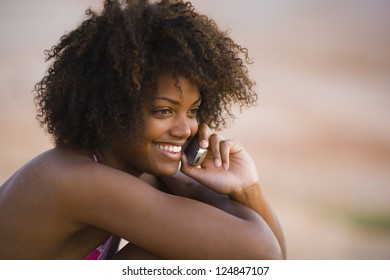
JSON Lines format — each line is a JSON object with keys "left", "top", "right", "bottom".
{"left": 106, "top": 73, "right": 201, "bottom": 176}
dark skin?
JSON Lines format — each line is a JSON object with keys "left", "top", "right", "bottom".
{"left": 0, "top": 75, "right": 285, "bottom": 259}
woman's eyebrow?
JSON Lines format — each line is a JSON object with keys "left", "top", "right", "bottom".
{"left": 154, "top": 97, "right": 202, "bottom": 105}
{"left": 154, "top": 97, "right": 180, "bottom": 105}
{"left": 192, "top": 97, "right": 202, "bottom": 105}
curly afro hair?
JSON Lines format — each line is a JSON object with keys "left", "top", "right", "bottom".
{"left": 34, "top": 0, "right": 257, "bottom": 150}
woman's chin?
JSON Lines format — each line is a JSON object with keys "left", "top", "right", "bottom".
{"left": 152, "top": 162, "right": 181, "bottom": 176}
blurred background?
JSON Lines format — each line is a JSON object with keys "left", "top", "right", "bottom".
{"left": 1, "top": 0, "right": 389, "bottom": 259}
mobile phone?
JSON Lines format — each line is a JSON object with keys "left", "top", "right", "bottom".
{"left": 184, "top": 135, "right": 208, "bottom": 166}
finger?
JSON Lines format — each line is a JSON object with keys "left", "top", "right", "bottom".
{"left": 220, "top": 140, "right": 233, "bottom": 170}
{"left": 209, "top": 133, "right": 223, "bottom": 168}
{"left": 180, "top": 153, "right": 205, "bottom": 182}
{"left": 197, "top": 123, "right": 211, "bottom": 149}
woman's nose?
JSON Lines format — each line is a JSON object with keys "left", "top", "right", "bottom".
{"left": 170, "top": 116, "right": 193, "bottom": 139}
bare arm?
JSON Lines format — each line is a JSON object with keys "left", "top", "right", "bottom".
{"left": 65, "top": 163, "right": 282, "bottom": 259}
{"left": 158, "top": 171, "right": 286, "bottom": 258}
{"left": 230, "top": 182, "right": 286, "bottom": 258}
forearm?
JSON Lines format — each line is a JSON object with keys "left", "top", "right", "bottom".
{"left": 159, "top": 173, "right": 285, "bottom": 247}
{"left": 158, "top": 173, "right": 258, "bottom": 221}
{"left": 183, "top": 180, "right": 259, "bottom": 221}
{"left": 185, "top": 180, "right": 285, "bottom": 258}
{"left": 154, "top": 173, "right": 283, "bottom": 259}
{"left": 230, "top": 183, "right": 286, "bottom": 258}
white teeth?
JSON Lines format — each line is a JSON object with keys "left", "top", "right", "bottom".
{"left": 155, "top": 144, "right": 182, "bottom": 153}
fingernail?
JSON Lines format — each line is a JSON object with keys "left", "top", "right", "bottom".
{"left": 200, "top": 140, "right": 208, "bottom": 148}
{"left": 223, "top": 163, "right": 229, "bottom": 170}
{"left": 214, "top": 159, "right": 222, "bottom": 167}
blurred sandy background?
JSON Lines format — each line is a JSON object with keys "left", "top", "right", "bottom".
{"left": 1, "top": 0, "right": 389, "bottom": 259}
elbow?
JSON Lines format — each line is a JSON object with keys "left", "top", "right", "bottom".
{"left": 249, "top": 240, "right": 284, "bottom": 260}
{"left": 260, "top": 233, "right": 285, "bottom": 260}
{"left": 244, "top": 224, "right": 285, "bottom": 260}
{"left": 263, "top": 244, "right": 284, "bottom": 260}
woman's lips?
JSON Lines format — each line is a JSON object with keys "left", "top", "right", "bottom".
{"left": 153, "top": 143, "right": 183, "bottom": 160}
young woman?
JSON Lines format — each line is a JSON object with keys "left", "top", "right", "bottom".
{"left": 0, "top": 0, "right": 285, "bottom": 259}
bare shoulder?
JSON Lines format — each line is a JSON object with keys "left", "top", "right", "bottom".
{"left": 33, "top": 148, "right": 166, "bottom": 224}
{"left": 0, "top": 147, "right": 152, "bottom": 219}
{"left": 22, "top": 148, "right": 158, "bottom": 213}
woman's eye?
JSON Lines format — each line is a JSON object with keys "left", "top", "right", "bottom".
{"left": 152, "top": 108, "right": 172, "bottom": 117}
{"left": 188, "top": 108, "right": 199, "bottom": 117}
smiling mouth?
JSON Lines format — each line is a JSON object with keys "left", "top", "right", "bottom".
{"left": 154, "top": 143, "right": 182, "bottom": 153}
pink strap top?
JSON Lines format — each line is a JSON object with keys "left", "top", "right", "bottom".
{"left": 84, "top": 154, "right": 114, "bottom": 260}
{"left": 84, "top": 236, "right": 113, "bottom": 260}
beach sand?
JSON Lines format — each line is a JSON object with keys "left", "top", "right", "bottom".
{"left": 1, "top": 0, "right": 389, "bottom": 259}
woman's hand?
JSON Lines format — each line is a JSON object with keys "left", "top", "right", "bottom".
{"left": 181, "top": 124, "right": 259, "bottom": 196}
